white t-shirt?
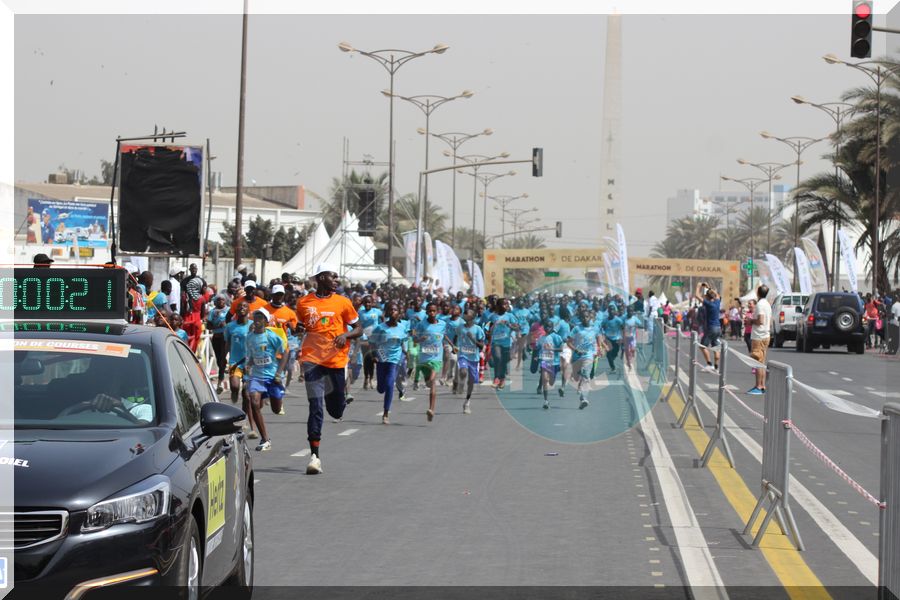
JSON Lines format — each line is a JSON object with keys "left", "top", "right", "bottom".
{"left": 751, "top": 298, "right": 772, "bottom": 340}
{"left": 168, "top": 278, "right": 181, "bottom": 313}
{"left": 647, "top": 295, "right": 660, "bottom": 317}
{"left": 891, "top": 302, "right": 900, "bottom": 325}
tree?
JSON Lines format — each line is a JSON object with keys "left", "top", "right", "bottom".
{"left": 244, "top": 216, "right": 276, "bottom": 259}
{"left": 324, "top": 170, "right": 389, "bottom": 235}
{"left": 100, "top": 159, "right": 115, "bottom": 185}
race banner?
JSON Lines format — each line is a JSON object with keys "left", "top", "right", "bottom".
{"left": 794, "top": 247, "right": 813, "bottom": 295}
{"left": 756, "top": 259, "right": 775, "bottom": 293}
{"left": 467, "top": 260, "right": 485, "bottom": 297}
{"left": 402, "top": 230, "right": 417, "bottom": 281}
{"left": 837, "top": 229, "right": 858, "bottom": 293}
{"left": 27, "top": 198, "right": 110, "bottom": 247}
{"left": 616, "top": 223, "right": 629, "bottom": 294}
{"left": 423, "top": 232, "right": 435, "bottom": 281}
{"left": 432, "top": 240, "right": 450, "bottom": 292}
{"left": 764, "top": 254, "right": 793, "bottom": 295}
{"left": 801, "top": 237, "right": 829, "bottom": 293}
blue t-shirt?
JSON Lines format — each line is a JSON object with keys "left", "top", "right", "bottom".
{"left": 537, "top": 333, "right": 564, "bottom": 366}
{"left": 225, "top": 320, "right": 251, "bottom": 367}
{"left": 601, "top": 316, "right": 625, "bottom": 341}
{"left": 413, "top": 319, "right": 447, "bottom": 363}
{"left": 176, "top": 329, "right": 189, "bottom": 343}
{"left": 445, "top": 317, "right": 464, "bottom": 343}
{"left": 489, "top": 313, "right": 516, "bottom": 348}
{"left": 623, "top": 315, "right": 643, "bottom": 337}
{"left": 358, "top": 307, "right": 384, "bottom": 337}
{"left": 245, "top": 329, "right": 286, "bottom": 381}
{"left": 554, "top": 318, "right": 572, "bottom": 341}
{"left": 207, "top": 307, "right": 228, "bottom": 334}
{"left": 569, "top": 325, "right": 597, "bottom": 361}
{"left": 369, "top": 322, "right": 409, "bottom": 364}
{"left": 406, "top": 308, "right": 427, "bottom": 325}
{"left": 457, "top": 324, "right": 486, "bottom": 362}
{"left": 703, "top": 299, "right": 721, "bottom": 331}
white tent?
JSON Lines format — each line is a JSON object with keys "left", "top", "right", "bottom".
{"left": 281, "top": 219, "right": 330, "bottom": 276}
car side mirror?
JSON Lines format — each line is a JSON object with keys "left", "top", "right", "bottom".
{"left": 200, "top": 402, "right": 246, "bottom": 437}
{"left": 795, "top": 306, "right": 803, "bottom": 313}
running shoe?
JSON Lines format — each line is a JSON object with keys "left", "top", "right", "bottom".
{"left": 332, "top": 417, "right": 343, "bottom": 423}
{"left": 277, "top": 407, "right": 286, "bottom": 416}
{"left": 413, "top": 382, "right": 420, "bottom": 391}
{"left": 216, "top": 383, "right": 224, "bottom": 395}
{"left": 579, "top": 396, "right": 589, "bottom": 410}
{"left": 542, "top": 400, "right": 550, "bottom": 410}
{"left": 497, "top": 380, "right": 505, "bottom": 390}
{"left": 463, "top": 400, "right": 471, "bottom": 415}
{"left": 746, "top": 387, "right": 764, "bottom": 396}
{"left": 307, "top": 455, "right": 323, "bottom": 474}
{"left": 382, "top": 413, "right": 390, "bottom": 425}
{"left": 247, "top": 430, "right": 260, "bottom": 440}
{"left": 345, "top": 395, "right": 354, "bottom": 405}
{"left": 255, "top": 440, "right": 272, "bottom": 452}
{"left": 398, "top": 390, "right": 406, "bottom": 401}
{"left": 426, "top": 409, "right": 435, "bottom": 422}
{"left": 558, "top": 387, "right": 565, "bottom": 398}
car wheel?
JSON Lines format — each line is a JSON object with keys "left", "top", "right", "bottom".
{"left": 803, "top": 334, "right": 814, "bottom": 353}
{"left": 833, "top": 307, "right": 860, "bottom": 333}
{"left": 180, "top": 517, "right": 202, "bottom": 600}
{"left": 851, "top": 340, "right": 865, "bottom": 355}
{"left": 795, "top": 333, "right": 803, "bottom": 352}
{"left": 775, "top": 332, "right": 784, "bottom": 348}
{"left": 226, "top": 495, "right": 254, "bottom": 596}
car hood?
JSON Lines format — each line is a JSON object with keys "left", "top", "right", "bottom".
{"left": 10, "top": 428, "right": 175, "bottom": 510}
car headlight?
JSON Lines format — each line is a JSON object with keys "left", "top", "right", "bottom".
{"left": 82, "top": 480, "right": 170, "bottom": 532}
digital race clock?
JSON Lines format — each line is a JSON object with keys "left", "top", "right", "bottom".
{"left": 6, "top": 268, "right": 128, "bottom": 320}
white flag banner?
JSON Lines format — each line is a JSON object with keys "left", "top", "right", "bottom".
{"left": 432, "top": 240, "right": 449, "bottom": 292}
{"left": 756, "top": 260, "right": 774, "bottom": 292}
{"left": 467, "top": 260, "right": 485, "bottom": 297}
{"left": 402, "top": 230, "right": 417, "bottom": 281}
{"left": 801, "top": 237, "right": 829, "bottom": 293}
{"left": 794, "top": 247, "right": 813, "bottom": 295}
{"left": 837, "top": 229, "right": 858, "bottom": 293}
{"left": 765, "top": 254, "right": 792, "bottom": 295}
{"left": 602, "top": 252, "right": 617, "bottom": 294}
{"left": 423, "top": 232, "right": 435, "bottom": 281}
{"left": 616, "top": 223, "right": 629, "bottom": 294}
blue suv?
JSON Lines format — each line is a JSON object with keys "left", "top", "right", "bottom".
{"left": 795, "top": 292, "right": 867, "bottom": 354}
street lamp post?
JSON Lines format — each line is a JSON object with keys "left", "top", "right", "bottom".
{"left": 791, "top": 95, "right": 855, "bottom": 291}
{"left": 710, "top": 197, "right": 750, "bottom": 261}
{"left": 822, "top": 54, "right": 900, "bottom": 294}
{"left": 736, "top": 159, "right": 792, "bottom": 254}
{"left": 338, "top": 42, "right": 449, "bottom": 283}
{"left": 473, "top": 172, "right": 516, "bottom": 255}
{"left": 486, "top": 193, "right": 529, "bottom": 238}
{"left": 452, "top": 152, "right": 510, "bottom": 263}
{"left": 422, "top": 128, "right": 493, "bottom": 247}
{"left": 722, "top": 176, "right": 768, "bottom": 290}
{"left": 502, "top": 206, "right": 539, "bottom": 233}
{"left": 385, "top": 90, "right": 473, "bottom": 235}
{"left": 759, "top": 131, "right": 825, "bottom": 289}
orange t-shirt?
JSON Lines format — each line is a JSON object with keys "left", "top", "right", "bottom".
{"left": 295, "top": 293, "right": 359, "bottom": 369}
{"left": 231, "top": 294, "right": 267, "bottom": 316}
{"left": 267, "top": 303, "right": 299, "bottom": 332}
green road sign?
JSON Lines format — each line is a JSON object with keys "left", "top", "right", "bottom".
{"left": 544, "top": 271, "right": 560, "bottom": 278}
{"left": 671, "top": 281, "right": 684, "bottom": 287}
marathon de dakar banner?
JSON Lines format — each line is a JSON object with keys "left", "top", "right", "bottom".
{"left": 801, "top": 237, "right": 829, "bottom": 293}
{"left": 837, "top": 229, "right": 858, "bottom": 293}
{"left": 26, "top": 198, "right": 110, "bottom": 247}
{"left": 764, "top": 253, "right": 792, "bottom": 295}
{"left": 616, "top": 223, "right": 629, "bottom": 294}
{"left": 794, "top": 247, "right": 813, "bottom": 295}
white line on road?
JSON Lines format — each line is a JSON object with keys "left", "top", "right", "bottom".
{"left": 818, "top": 389, "right": 853, "bottom": 397}
{"left": 674, "top": 367, "right": 878, "bottom": 585}
{"left": 869, "top": 390, "right": 900, "bottom": 398}
{"left": 625, "top": 368, "right": 727, "bottom": 597}
{"left": 829, "top": 371, "right": 839, "bottom": 375}
{"left": 337, "top": 428, "right": 359, "bottom": 436}
{"left": 291, "top": 449, "right": 310, "bottom": 457}
{"left": 842, "top": 377, "right": 853, "bottom": 382}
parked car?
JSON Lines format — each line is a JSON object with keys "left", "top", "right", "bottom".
{"left": 795, "top": 292, "right": 867, "bottom": 354}
{"left": 771, "top": 293, "right": 809, "bottom": 347}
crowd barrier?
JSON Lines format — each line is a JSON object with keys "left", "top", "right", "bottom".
{"left": 881, "top": 403, "right": 900, "bottom": 600}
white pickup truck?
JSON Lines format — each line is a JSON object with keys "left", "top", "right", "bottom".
{"left": 772, "top": 293, "right": 810, "bottom": 347}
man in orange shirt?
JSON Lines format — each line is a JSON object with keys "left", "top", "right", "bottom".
{"left": 295, "top": 264, "right": 362, "bottom": 474}
{"left": 230, "top": 280, "right": 267, "bottom": 317}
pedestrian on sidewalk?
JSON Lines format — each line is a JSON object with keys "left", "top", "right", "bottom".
{"left": 695, "top": 282, "right": 721, "bottom": 371}
{"left": 747, "top": 285, "right": 772, "bottom": 396}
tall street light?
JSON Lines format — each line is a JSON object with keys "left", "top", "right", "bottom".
{"left": 791, "top": 95, "right": 855, "bottom": 291}
{"left": 385, "top": 90, "right": 473, "bottom": 235}
{"left": 454, "top": 152, "right": 511, "bottom": 262}
{"left": 502, "top": 206, "right": 539, "bottom": 234}
{"left": 736, "top": 159, "right": 793, "bottom": 253}
{"left": 722, "top": 176, "right": 768, "bottom": 290}
{"left": 486, "top": 193, "right": 529, "bottom": 238}
{"left": 709, "top": 197, "right": 750, "bottom": 261}
{"left": 421, "top": 128, "right": 493, "bottom": 247}
{"left": 760, "top": 131, "right": 825, "bottom": 289}
{"left": 822, "top": 54, "right": 900, "bottom": 294}
{"left": 234, "top": 0, "right": 249, "bottom": 268}
{"left": 338, "top": 41, "right": 449, "bottom": 283}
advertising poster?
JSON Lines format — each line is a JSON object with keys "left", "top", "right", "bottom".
{"left": 26, "top": 198, "right": 109, "bottom": 248}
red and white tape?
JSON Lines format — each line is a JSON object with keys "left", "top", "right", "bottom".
{"left": 724, "top": 387, "right": 766, "bottom": 422}
{"left": 782, "top": 419, "right": 886, "bottom": 510}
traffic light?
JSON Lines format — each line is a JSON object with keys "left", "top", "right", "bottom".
{"left": 851, "top": 0, "right": 873, "bottom": 58}
{"left": 555, "top": 221, "right": 562, "bottom": 238}
{"left": 532, "top": 147, "right": 543, "bottom": 177}
{"left": 357, "top": 188, "right": 378, "bottom": 237}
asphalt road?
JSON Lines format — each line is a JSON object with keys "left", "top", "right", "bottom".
{"left": 235, "top": 337, "right": 893, "bottom": 596}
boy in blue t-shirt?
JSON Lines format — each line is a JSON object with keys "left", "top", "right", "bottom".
{"left": 567, "top": 312, "right": 600, "bottom": 409}
{"left": 453, "top": 310, "right": 485, "bottom": 413}
{"left": 536, "top": 318, "right": 564, "bottom": 409}
{"left": 369, "top": 301, "right": 409, "bottom": 424}
{"left": 412, "top": 302, "right": 450, "bottom": 422}
{"left": 244, "top": 308, "right": 289, "bottom": 452}
{"left": 224, "top": 301, "right": 252, "bottom": 408}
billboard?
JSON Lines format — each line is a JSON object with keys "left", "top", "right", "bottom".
{"left": 26, "top": 198, "right": 110, "bottom": 248}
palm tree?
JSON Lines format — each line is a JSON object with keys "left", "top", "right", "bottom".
{"left": 769, "top": 211, "right": 813, "bottom": 265}
{"left": 324, "top": 170, "right": 388, "bottom": 235}
{"left": 393, "top": 194, "right": 449, "bottom": 242}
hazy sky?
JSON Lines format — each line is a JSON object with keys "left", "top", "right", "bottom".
{"left": 13, "top": 10, "right": 897, "bottom": 256}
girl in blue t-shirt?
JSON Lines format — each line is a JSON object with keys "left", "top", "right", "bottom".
{"left": 536, "top": 318, "right": 564, "bottom": 409}
{"left": 369, "top": 301, "right": 409, "bottom": 424}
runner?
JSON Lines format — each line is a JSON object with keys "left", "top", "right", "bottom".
{"left": 224, "top": 301, "right": 254, "bottom": 435}
{"left": 294, "top": 264, "right": 363, "bottom": 474}
{"left": 368, "top": 300, "right": 409, "bottom": 424}
{"left": 537, "top": 317, "right": 564, "bottom": 409}
{"left": 600, "top": 304, "right": 625, "bottom": 374}
{"left": 454, "top": 309, "right": 486, "bottom": 414}
{"left": 695, "top": 282, "right": 722, "bottom": 371}
{"left": 488, "top": 297, "right": 519, "bottom": 390}
{"left": 567, "top": 311, "right": 600, "bottom": 409}
{"left": 553, "top": 305, "right": 573, "bottom": 396}
{"left": 244, "top": 308, "right": 289, "bottom": 452}
{"left": 622, "top": 307, "right": 644, "bottom": 370}
{"left": 207, "top": 294, "right": 230, "bottom": 394}
{"left": 357, "top": 295, "right": 383, "bottom": 391}
{"left": 412, "top": 302, "right": 450, "bottom": 422}
{"left": 265, "top": 283, "right": 298, "bottom": 409}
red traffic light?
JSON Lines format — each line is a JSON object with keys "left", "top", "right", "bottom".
{"left": 854, "top": 2, "right": 871, "bottom": 19}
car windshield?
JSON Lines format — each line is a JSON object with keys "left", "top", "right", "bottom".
{"left": 816, "top": 295, "right": 860, "bottom": 313}
{"left": 11, "top": 341, "right": 156, "bottom": 429}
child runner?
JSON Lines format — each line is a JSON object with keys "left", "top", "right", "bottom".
{"left": 600, "top": 305, "right": 626, "bottom": 374}
{"left": 537, "top": 318, "right": 564, "bottom": 410}
{"left": 622, "top": 307, "right": 644, "bottom": 370}
{"left": 244, "top": 308, "right": 289, "bottom": 452}
{"left": 369, "top": 301, "right": 408, "bottom": 424}
{"left": 454, "top": 309, "right": 486, "bottom": 414}
{"left": 413, "top": 302, "right": 449, "bottom": 422}
{"left": 567, "top": 311, "right": 600, "bottom": 409}
{"left": 488, "top": 297, "right": 519, "bottom": 390}
{"left": 207, "top": 294, "right": 229, "bottom": 394}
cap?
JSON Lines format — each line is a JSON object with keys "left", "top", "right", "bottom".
{"left": 313, "top": 263, "right": 338, "bottom": 277}
{"left": 169, "top": 267, "right": 184, "bottom": 276}
{"left": 252, "top": 307, "right": 271, "bottom": 322}
{"left": 635, "top": 288, "right": 643, "bottom": 295}
{"left": 244, "top": 280, "right": 257, "bottom": 289}
{"left": 236, "top": 263, "right": 249, "bottom": 272}
{"left": 32, "top": 253, "right": 54, "bottom": 264}
{"left": 271, "top": 284, "right": 286, "bottom": 295}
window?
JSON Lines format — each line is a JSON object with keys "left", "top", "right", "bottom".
{"left": 816, "top": 295, "right": 861, "bottom": 312}
{"left": 167, "top": 343, "right": 201, "bottom": 434}
{"left": 175, "top": 343, "right": 216, "bottom": 406}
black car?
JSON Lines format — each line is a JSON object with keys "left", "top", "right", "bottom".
{"left": 5, "top": 316, "right": 255, "bottom": 599}
{"left": 795, "top": 292, "right": 867, "bottom": 354}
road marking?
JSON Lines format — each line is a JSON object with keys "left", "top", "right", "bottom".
{"left": 291, "top": 449, "right": 310, "bottom": 457}
{"left": 338, "top": 428, "right": 359, "bottom": 436}
{"left": 864, "top": 386, "right": 876, "bottom": 391}
{"left": 376, "top": 412, "right": 387, "bottom": 417}
{"left": 819, "top": 389, "right": 852, "bottom": 397}
{"left": 828, "top": 371, "right": 839, "bottom": 375}
{"left": 842, "top": 377, "right": 853, "bottom": 382}
{"left": 674, "top": 367, "right": 878, "bottom": 585}
{"left": 869, "top": 390, "right": 900, "bottom": 398}
{"left": 665, "top": 384, "right": 828, "bottom": 596}
{"left": 254, "top": 479, "right": 260, "bottom": 484}
{"left": 623, "top": 369, "right": 727, "bottom": 595}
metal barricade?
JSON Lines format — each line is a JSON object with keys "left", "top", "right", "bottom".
{"left": 701, "top": 339, "right": 735, "bottom": 468}
{"left": 744, "top": 360, "right": 804, "bottom": 551}
{"left": 676, "top": 331, "right": 704, "bottom": 429}
{"left": 880, "top": 403, "right": 900, "bottom": 600}
{"left": 650, "top": 318, "right": 668, "bottom": 385}
{"left": 663, "top": 324, "right": 687, "bottom": 404}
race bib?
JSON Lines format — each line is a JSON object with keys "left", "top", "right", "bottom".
{"left": 253, "top": 355, "right": 272, "bottom": 366}
{"left": 541, "top": 348, "right": 554, "bottom": 361}
{"left": 461, "top": 342, "right": 477, "bottom": 355}
{"left": 423, "top": 345, "right": 441, "bottom": 355}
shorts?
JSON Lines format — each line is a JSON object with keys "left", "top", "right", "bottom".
{"left": 457, "top": 356, "right": 480, "bottom": 383}
{"left": 701, "top": 327, "right": 722, "bottom": 349}
{"left": 572, "top": 357, "right": 593, "bottom": 379}
{"left": 624, "top": 336, "right": 636, "bottom": 351}
{"left": 540, "top": 361, "right": 560, "bottom": 385}
{"left": 228, "top": 365, "right": 244, "bottom": 379}
{"left": 416, "top": 360, "right": 443, "bottom": 380}
{"left": 247, "top": 377, "right": 285, "bottom": 400}
{"left": 750, "top": 338, "right": 769, "bottom": 365}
